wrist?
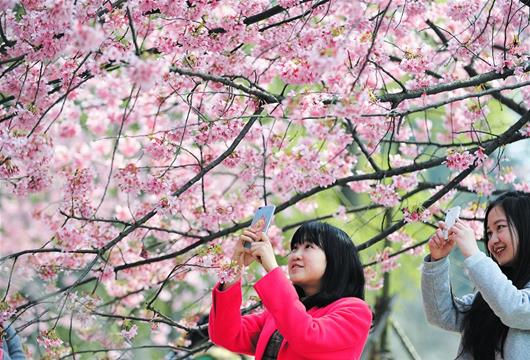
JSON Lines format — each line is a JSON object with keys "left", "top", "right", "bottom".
{"left": 264, "top": 262, "right": 279, "bottom": 273}
{"left": 220, "top": 276, "right": 241, "bottom": 290}
{"left": 463, "top": 247, "right": 479, "bottom": 258}
{"left": 430, "top": 253, "right": 446, "bottom": 262}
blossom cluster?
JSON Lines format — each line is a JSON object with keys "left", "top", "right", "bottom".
{"left": 1, "top": 0, "right": 529, "bottom": 353}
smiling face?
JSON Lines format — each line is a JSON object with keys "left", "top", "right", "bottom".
{"left": 486, "top": 206, "right": 519, "bottom": 266}
{"left": 288, "top": 241, "right": 327, "bottom": 296}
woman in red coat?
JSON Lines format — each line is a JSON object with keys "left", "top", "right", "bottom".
{"left": 209, "top": 221, "right": 372, "bottom": 359}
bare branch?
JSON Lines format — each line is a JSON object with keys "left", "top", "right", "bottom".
{"left": 377, "top": 62, "right": 530, "bottom": 104}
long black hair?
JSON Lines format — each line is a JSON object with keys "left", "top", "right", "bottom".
{"left": 289, "top": 221, "right": 365, "bottom": 309}
{"left": 460, "top": 191, "right": 530, "bottom": 359}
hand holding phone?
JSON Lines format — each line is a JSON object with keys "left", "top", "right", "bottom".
{"left": 243, "top": 205, "right": 275, "bottom": 249}
{"left": 443, "top": 206, "right": 461, "bottom": 240}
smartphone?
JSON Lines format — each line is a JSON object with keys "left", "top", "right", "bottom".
{"left": 244, "top": 205, "right": 276, "bottom": 248}
{"left": 443, "top": 206, "right": 461, "bottom": 240}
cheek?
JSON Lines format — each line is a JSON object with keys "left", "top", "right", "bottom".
{"left": 287, "top": 257, "right": 296, "bottom": 269}
{"left": 318, "top": 264, "right": 326, "bottom": 277}
{"left": 316, "top": 255, "right": 327, "bottom": 274}
{"left": 511, "top": 239, "right": 519, "bottom": 256}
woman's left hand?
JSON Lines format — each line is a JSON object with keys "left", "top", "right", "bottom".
{"left": 246, "top": 230, "right": 279, "bottom": 273}
{"left": 449, "top": 219, "right": 480, "bottom": 258}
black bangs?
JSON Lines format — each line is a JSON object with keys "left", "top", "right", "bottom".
{"left": 290, "top": 221, "right": 325, "bottom": 250}
{"left": 289, "top": 221, "right": 366, "bottom": 307}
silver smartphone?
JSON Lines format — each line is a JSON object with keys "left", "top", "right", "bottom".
{"left": 443, "top": 206, "right": 461, "bottom": 240}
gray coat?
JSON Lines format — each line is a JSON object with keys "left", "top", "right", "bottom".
{"left": 1, "top": 324, "right": 25, "bottom": 360}
{"left": 421, "top": 251, "right": 530, "bottom": 360}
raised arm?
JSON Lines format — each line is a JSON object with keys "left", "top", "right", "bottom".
{"left": 209, "top": 280, "right": 267, "bottom": 355}
{"left": 1, "top": 324, "right": 26, "bottom": 360}
{"left": 421, "top": 255, "right": 474, "bottom": 332}
{"left": 465, "top": 252, "right": 530, "bottom": 330}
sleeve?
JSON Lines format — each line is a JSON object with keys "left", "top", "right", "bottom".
{"left": 4, "top": 324, "right": 26, "bottom": 360}
{"left": 254, "top": 268, "right": 372, "bottom": 354}
{"left": 208, "top": 280, "right": 267, "bottom": 355}
{"left": 464, "top": 251, "right": 530, "bottom": 330}
{"left": 421, "top": 255, "right": 475, "bottom": 332}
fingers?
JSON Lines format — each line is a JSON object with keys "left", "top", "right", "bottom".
{"left": 241, "top": 233, "right": 257, "bottom": 243}
{"left": 452, "top": 219, "right": 470, "bottom": 232}
{"left": 236, "top": 228, "right": 274, "bottom": 268}
{"left": 257, "top": 232, "right": 271, "bottom": 244}
{"left": 438, "top": 221, "right": 446, "bottom": 230}
{"left": 240, "top": 229, "right": 260, "bottom": 248}
{"left": 240, "top": 229, "right": 268, "bottom": 249}
{"left": 241, "top": 230, "right": 260, "bottom": 246}
{"left": 431, "top": 228, "right": 445, "bottom": 247}
{"left": 243, "top": 229, "right": 260, "bottom": 240}
{"left": 427, "top": 237, "right": 438, "bottom": 251}
{"left": 449, "top": 220, "right": 467, "bottom": 236}
{"left": 249, "top": 241, "right": 273, "bottom": 259}
{"left": 249, "top": 241, "right": 278, "bottom": 272}
{"left": 249, "top": 241, "right": 266, "bottom": 257}
{"left": 240, "top": 234, "right": 254, "bottom": 249}
{"left": 445, "top": 237, "right": 456, "bottom": 247}
{"left": 448, "top": 220, "right": 475, "bottom": 246}
{"left": 429, "top": 228, "right": 456, "bottom": 250}
{"left": 438, "top": 221, "right": 452, "bottom": 240}
{"left": 235, "top": 228, "right": 268, "bottom": 266}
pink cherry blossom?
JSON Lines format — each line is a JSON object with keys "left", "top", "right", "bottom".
{"left": 0, "top": 301, "right": 15, "bottom": 323}
{"left": 444, "top": 150, "right": 476, "bottom": 171}
{"left": 280, "top": 59, "right": 317, "bottom": 84}
{"left": 127, "top": 58, "right": 161, "bottom": 90}
{"left": 402, "top": 207, "right": 432, "bottom": 223}
{"left": 370, "top": 184, "right": 400, "bottom": 208}
{"left": 115, "top": 164, "right": 141, "bottom": 193}
{"left": 499, "top": 169, "right": 517, "bottom": 184}
{"left": 376, "top": 248, "right": 400, "bottom": 273}
{"left": 364, "top": 267, "right": 384, "bottom": 291}
{"left": 121, "top": 324, "right": 138, "bottom": 341}
{"left": 71, "top": 22, "right": 105, "bottom": 53}
{"left": 1, "top": 0, "right": 529, "bottom": 352}
{"left": 37, "top": 329, "right": 64, "bottom": 349}
{"left": 462, "top": 175, "right": 495, "bottom": 196}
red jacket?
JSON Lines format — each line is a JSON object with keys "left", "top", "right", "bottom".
{"left": 209, "top": 267, "right": 372, "bottom": 359}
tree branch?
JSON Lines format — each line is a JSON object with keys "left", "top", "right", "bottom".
{"left": 357, "top": 109, "right": 530, "bottom": 250}
{"left": 171, "top": 67, "right": 281, "bottom": 104}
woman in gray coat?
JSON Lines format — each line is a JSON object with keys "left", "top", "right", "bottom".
{"left": 422, "top": 191, "right": 530, "bottom": 360}
{"left": 1, "top": 323, "right": 25, "bottom": 360}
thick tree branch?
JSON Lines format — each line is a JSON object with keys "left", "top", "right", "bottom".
{"left": 11, "top": 111, "right": 261, "bottom": 313}
{"left": 464, "top": 65, "right": 528, "bottom": 115}
{"left": 109, "top": 128, "right": 526, "bottom": 273}
{"left": 171, "top": 67, "right": 281, "bottom": 104}
{"left": 357, "top": 109, "right": 530, "bottom": 250}
{"left": 377, "top": 62, "right": 530, "bottom": 104}
{"left": 367, "top": 80, "right": 530, "bottom": 118}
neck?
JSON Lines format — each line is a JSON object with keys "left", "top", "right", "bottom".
{"left": 302, "top": 285, "right": 320, "bottom": 297}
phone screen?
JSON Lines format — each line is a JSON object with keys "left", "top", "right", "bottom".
{"left": 443, "top": 206, "right": 461, "bottom": 239}
{"left": 243, "top": 205, "right": 276, "bottom": 249}
{"left": 250, "top": 205, "right": 276, "bottom": 233}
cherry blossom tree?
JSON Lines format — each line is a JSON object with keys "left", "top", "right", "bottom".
{"left": 1, "top": 0, "right": 530, "bottom": 358}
